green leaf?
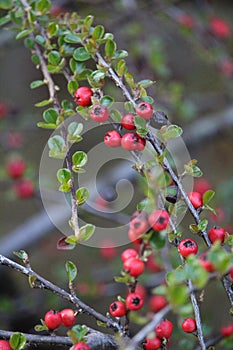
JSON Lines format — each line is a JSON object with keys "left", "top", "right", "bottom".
{"left": 189, "top": 224, "right": 199, "bottom": 234}
{"left": 134, "top": 115, "right": 148, "bottom": 136}
{"left": 57, "top": 236, "right": 75, "bottom": 250}
{"left": 35, "top": 99, "right": 52, "bottom": 107}
{"left": 116, "top": 59, "right": 127, "bottom": 76}
{"left": 13, "top": 250, "right": 29, "bottom": 262}
{"left": 142, "top": 96, "right": 154, "bottom": 104}
{"left": 100, "top": 95, "right": 114, "bottom": 107}
{"left": 78, "top": 224, "right": 95, "bottom": 242}
{"left": 129, "top": 312, "right": 148, "bottom": 325}
{"left": 68, "top": 122, "right": 83, "bottom": 143}
{"left": 34, "top": 322, "right": 48, "bottom": 332}
{"left": 37, "top": 0, "right": 51, "bottom": 13}
{"left": 0, "top": 14, "right": 11, "bottom": 26}
{"left": 76, "top": 187, "right": 89, "bottom": 205}
{"left": 37, "top": 122, "right": 56, "bottom": 129}
{"left": 152, "top": 285, "right": 167, "bottom": 296}
{"left": 124, "top": 72, "right": 136, "bottom": 89}
{"left": 35, "top": 34, "right": 46, "bottom": 46}
{"left": 208, "top": 243, "right": 232, "bottom": 274}
{"left": 112, "top": 50, "right": 128, "bottom": 60}
{"left": 68, "top": 325, "right": 88, "bottom": 343}
{"left": 149, "top": 231, "right": 166, "bottom": 249}
{"left": 105, "top": 39, "right": 116, "bottom": 58}
{"left": 84, "top": 14, "right": 94, "bottom": 28}
{"left": 57, "top": 168, "right": 71, "bottom": 184}
{"left": 31, "top": 54, "right": 40, "bottom": 66}
{"left": 48, "top": 50, "right": 61, "bottom": 65}
{"left": 110, "top": 109, "right": 122, "bottom": 122}
{"left": 47, "top": 22, "right": 58, "bottom": 37}
{"left": 162, "top": 124, "right": 183, "bottom": 140}
{"left": 138, "top": 79, "right": 155, "bottom": 88}
{"left": 48, "top": 135, "right": 67, "bottom": 159}
{"left": 203, "top": 190, "right": 215, "bottom": 205}
{"left": 29, "top": 275, "right": 37, "bottom": 288}
{"left": 186, "top": 256, "right": 209, "bottom": 289}
{"left": 167, "top": 284, "right": 188, "bottom": 306}
{"left": 16, "top": 29, "right": 33, "bottom": 40}
{"left": 43, "top": 108, "right": 58, "bottom": 123}
{"left": 72, "top": 151, "right": 88, "bottom": 167}
{"left": 65, "top": 261, "right": 77, "bottom": 283}
{"left": 89, "top": 70, "right": 105, "bottom": 83}
{"left": 64, "top": 33, "right": 82, "bottom": 44}
{"left": 114, "top": 275, "right": 135, "bottom": 284}
{"left": 73, "top": 47, "right": 91, "bottom": 61}
{"left": 68, "top": 80, "right": 79, "bottom": 95}
{"left": 30, "top": 80, "right": 45, "bottom": 89}
{"left": 124, "top": 101, "right": 134, "bottom": 113}
{"left": 93, "top": 25, "right": 104, "bottom": 39}
{"left": 10, "top": 333, "right": 27, "bottom": 350}
{"left": 0, "top": 0, "right": 12, "bottom": 9}
{"left": 198, "top": 219, "right": 208, "bottom": 232}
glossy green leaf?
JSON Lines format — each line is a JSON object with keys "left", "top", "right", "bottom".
{"left": 110, "top": 109, "right": 122, "bottom": 122}
{"left": 28, "top": 275, "right": 37, "bottom": 288}
{"left": 208, "top": 243, "right": 232, "bottom": 274}
{"left": 124, "top": 101, "right": 134, "bottom": 113}
{"left": 149, "top": 231, "right": 166, "bottom": 249}
{"left": 124, "top": 72, "right": 136, "bottom": 89}
{"left": 47, "top": 22, "right": 58, "bottom": 37}
{"left": 31, "top": 54, "right": 40, "bottom": 66}
{"left": 37, "top": 122, "right": 56, "bottom": 129}
{"left": 73, "top": 47, "right": 91, "bottom": 61}
{"left": 30, "top": 80, "right": 45, "bottom": 89}
{"left": 100, "top": 95, "right": 114, "bottom": 107}
{"left": 0, "top": 0, "right": 12, "bottom": 9}
{"left": 64, "top": 33, "right": 82, "bottom": 44}
{"left": 90, "top": 70, "right": 105, "bottom": 83}
{"left": 10, "top": 333, "right": 27, "bottom": 350}
{"left": 134, "top": 115, "right": 148, "bottom": 136}
{"left": 162, "top": 124, "right": 183, "bottom": 140}
{"left": 186, "top": 256, "right": 209, "bottom": 289}
{"left": 78, "top": 224, "right": 95, "bottom": 241}
{"left": 167, "top": 284, "right": 188, "bottom": 306}
{"left": 43, "top": 108, "right": 58, "bottom": 123}
{"left": 93, "top": 25, "right": 104, "bottom": 39}
{"left": 13, "top": 250, "right": 29, "bottom": 262}
{"left": 203, "top": 190, "right": 215, "bottom": 205}
{"left": 65, "top": 261, "right": 77, "bottom": 283}
{"left": 72, "top": 151, "right": 88, "bottom": 167}
{"left": 37, "top": 0, "right": 51, "bottom": 13}
{"left": 112, "top": 50, "right": 128, "bottom": 60}
{"left": 138, "top": 79, "right": 155, "bottom": 88}
{"left": 76, "top": 187, "right": 89, "bottom": 205}
{"left": 35, "top": 99, "right": 52, "bottom": 107}
{"left": 35, "top": 34, "right": 46, "bottom": 46}
{"left": 16, "top": 29, "right": 33, "bottom": 40}
{"left": 57, "top": 168, "right": 71, "bottom": 184}
{"left": 68, "top": 122, "right": 83, "bottom": 142}
{"left": 198, "top": 219, "right": 208, "bottom": 232}
{"left": 84, "top": 15, "right": 94, "bottom": 28}
{"left": 48, "top": 135, "right": 67, "bottom": 159}
{"left": 67, "top": 325, "right": 88, "bottom": 343}
{"left": 0, "top": 14, "right": 11, "bottom": 26}
{"left": 115, "top": 59, "right": 127, "bottom": 76}
{"left": 105, "top": 39, "right": 116, "bottom": 58}
{"left": 48, "top": 50, "right": 61, "bottom": 65}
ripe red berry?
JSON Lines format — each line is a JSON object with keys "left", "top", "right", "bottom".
{"left": 229, "top": 266, "right": 233, "bottom": 280}
{"left": 60, "top": 308, "right": 76, "bottom": 327}
{"left": 143, "top": 337, "right": 161, "bottom": 350}
{"left": 182, "top": 318, "right": 197, "bottom": 333}
{"left": 199, "top": 252, "right": 215, "bottom": 272}
{"left": 90, "top": 104, "right": 109, "bottom": 123}
{"left": 123, "top": 257, "right": 145, "bottom": 277}
{"left": 148, "top": 210, "right": 170, "bottom": 231}
{"left": 178, "top": 238, "right": 198, "bottom": 258}
{"left": 220, "top": 323, "right": 233, "bottom": 337}
{"left": 109, "top": 301, "right": 127, "bottom": 317}
{"left": 130, "top": 210, "right": 149, "bottom": 236}
{"left": 126, "top": 292, "right": 144, "bottom": 311}
{"left": 188, "top": 192, "right": 203, "bottom": 209}
{"left": 104, "top": 130, "right": 121, "bottom": 147}
{"left": 74, "top": 87, "right": 93, "bottom": 107}
{"left": 209, "top": 17, "right": 231, "bottom": 39}
{"left": 128, "top": 229, "right": 143, "bottom": 245}
{"left": 72, "top": 342, "right": 90, "bottom": 350}
{"left": 6, "top": 158, "right": 26, "bottom": 179}
{"left": 121, "top": 248, "right": 138, "bottom": 262}
{"left": 155, "top": 319, "right": 173, "bottom": 339}
{"left": 44, "top": 310, "right": 62, "bottom": 330}
{"left": 121, "top": 113, "right": 136, "bottom": 130}
{"left": 136, "top": 102, "right": 153, "bottom": 120}
{"left": 121, "top": 132, "right": 146, "bottom": 151}
{"left": 14, "top": 179, "right": 34, "bottom": 198}
{"left": 149, "top": 295, "right": 167, "bottom": 313}
{"left": 208, "top": 227, "right": 226, "bottom": 244}
{"left": 0, "top": 340, "right": 12, "bottom": 350}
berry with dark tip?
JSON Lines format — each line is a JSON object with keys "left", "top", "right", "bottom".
{"left": 109, "top": 301, "right": 127, "bottom": 317}
{"left": 148, "top": 210, "right": 170, "bottom": 231}
{"left": 178, "top": 238, "right": 198, "bottom": 258}
{"left": 136, "top": 102, "right": 153, "bottom": 120}
{"left": 90, "top": 104, "right": 109, "bottom": 123}
{"left": 74, "top": 87, "right": 93, "bottom": 107}
{"left": 126, "top": 292, "right": 144, "bottom": 311}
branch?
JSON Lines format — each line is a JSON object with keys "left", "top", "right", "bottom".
{"left": 0, "top": 254, "right": 123, "bottom": 334}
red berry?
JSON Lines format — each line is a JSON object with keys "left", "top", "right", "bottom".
{"left": 123, "top": 257, "right": 145, "bottom": 277}
{"left": 121, "top": 113, "right": 136, "bottom": 130}
{"left": 220, "top": 324, "right": 233, "bottom": 337}
{"left": 208, "top": 227, "right": 226, "bottom": 244}
{"left": 60, "top": 308, "right": 76, "bottom": 327}
{"left": 126, "top": 292, "right": 144, "bottom": 311}
{"left": 121, "top": 248, "right": 138, "bottom": 262}
{"left": 14, "top": 179, "right": 34, "bottom": 198}
{"left": 0, "top": 102, "right": 9, "bottom": 119}
{"left": 6, "top": 158, "right": 26, "bottom": 179}
{"left": 109, "top": 301, "right": 127, "bottom": 317}
{"left": 187, "top": 192, "right": 203, "bottom": 209}
{"left": 178, "top": 238, "right": 198, "bottom": 258}
{"left": 136, "top": 102, "right": 153, "bottom": 120}
{"left": 100, "top": 240, "right": 118, "bottom": 260}
{"left": 182, "top": 318, "right": 197, "bottom": 333}
{"left": 130, "top": 210, "right": 149, "bottom": 236}
{"left": 199, "top": 252, "right": 215, "bottom": 273}
{"left": 194, "top": 178, "right": 211, "bottom": 195}
{"left": 0, "top": 340, "right": 12, "bottom": 350}
{"left": 72, "top": 342, "right": 90, "bottom": 350}
{"left": 44, "top": 310, "right": 62, "bottom": 330}
{"left": 148, "top": 210, "right": 170, "bottom": 231}
{"left": 146, "top": 255, "right": 162, "bottom": 273}
{"left": 128, "top": 229, "right": 143, "bottom": 245}
{"left": 177, "top": 14, "right": 195, "bottom": 28}
{"left": 149, "top": 295, "right": 167, "bottom": 313}
{"left": 121, "top": 132, "right": 146, "bottom": 151}
{"left": 135, "top": 284, "right": 147, "bottom": 299}
{"left": 155, "top": 320, "right": 173, "bottom": 339}
{"left": 143, "top": 337, "right": 161, "bottom": 350}
{"left": 74, "top": 87, "right": 93, "bottom": 107}
{"left": 104, "top": 130, "right": 121, "bottom": 147}
{"left": 90, "top": 104, "right": 109, "bottom": 123}
{"left": 209, "top": 17, "right": 231, "bottom": 39}
{"left": 229, "top": 267, "right": 233, "bottom": 280}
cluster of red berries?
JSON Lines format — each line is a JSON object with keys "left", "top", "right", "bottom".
{"left": 44, "top": 308, "right": 76, "bottom": 329}
{"left": 128, "top": 209, "right": 170, "bottom": 244}
{"left": 6, "top": 157, "right": 34, "bottom": 199}
{"left": 143, "top": 319, "right": 173, "bottom": 350}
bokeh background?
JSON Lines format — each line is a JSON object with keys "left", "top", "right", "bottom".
{"left": 0, "top": 0, "right": 233, "bottom": 349}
